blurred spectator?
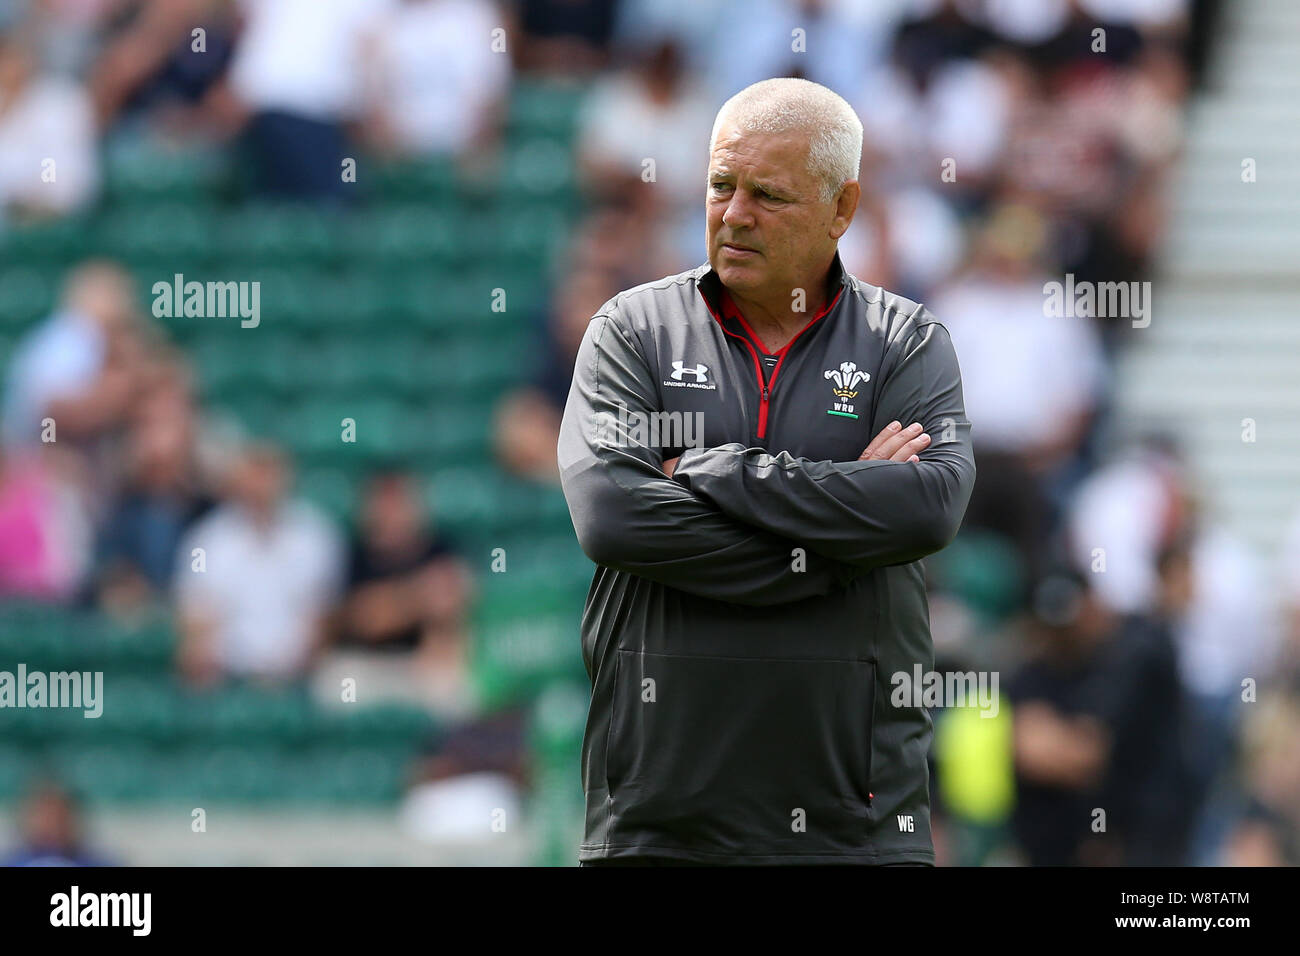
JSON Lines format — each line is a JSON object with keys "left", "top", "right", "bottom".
{"left": 174, "top": 442, "right": 344, "bottom": 686}
{"left": 931, "top": 202, "right": 1106, "bottom": 477}
{"left": 1007, "top": 567, "right": 1125, "bottom": 865}
{"left": 1006, "top": 546, "right": 1197, "bottom": 866}
{"left": 94, "top": 355, "right": 215, "bottom": 618}
{"left": 89, "top": 0, "right": 234, "bottom": 131}
{"left": 0, "top": 30, "right": 98, "bottom": 223}
{"left": 359, "top": 0, "right": 510, "bottom": 164}
{"left": 964, "top": 0, "right": 1073, "bottom": 48}
{"left": 1066, "top": 434, "right": 1190, "bottom": 614}
{"left": 931, "top": 201, "right": 1107, "bottom": 584}
{"left": 0, "top": 447, "right": 88, "bottom": 600}
{"left": 1102, "top": 530, "right": 1197, "bottom": 864}
{"left": 636, "top": 0, "right": 897, "bottom": 104}
{"left": 575, "top": 38, "right": 713, "bottom": 266}
{"left": 1226, "top": 696, "right": 1300, "bottom": 865}
{"left": 311, "top": 471, "right": 476, "bottom": 719}
{"left": 341, "top": 469, "right": 472, "bottom": 658}
{"left": 222, "top": 0, "right": 395, "bottom": 198}
{"left": 1, "top": 779, "right": 112, "bottom": 867}
{"left": 838, "top": 183, "right": 962, "bottom": 301}
{"left": 1220, "top": 800, "right": 1294, "bottom": 867}
{"left": 9, "top": 0, "right": 116, "bottom": 78}
{"left": 514, "top": 0, "right": 617, "bottom": 75}
{"left": 2, "top": 260, "right": 144, "bottom": 451}
{"left": 894, "top": 0, "right": 996, "bottom": 79}
{"left": 1068, "top": 436, "right": 1277, "bottom": 863}
{"left": 859, "top": 44, "right": 1024, "bottom": 198}
{"left": 401, "top": 706, "right": 529, "bottom": 843}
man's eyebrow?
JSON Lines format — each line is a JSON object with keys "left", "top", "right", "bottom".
{"left": 707, "top": 169, "right": 798, "bottom": 198}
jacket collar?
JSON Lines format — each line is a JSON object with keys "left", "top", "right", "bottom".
{"left": 696, "top": 249, "right": 851, "bottom": 322}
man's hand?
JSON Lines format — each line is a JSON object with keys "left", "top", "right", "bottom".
{"left": 859, "top": 421, "right": 930, "bottom": 463}
{"left": 662, "top": 456, "right": 681, "bottom": 477}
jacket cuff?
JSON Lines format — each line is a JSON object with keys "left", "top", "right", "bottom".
{"left": 670, "top": 445, "right": 710, "bottom": 485}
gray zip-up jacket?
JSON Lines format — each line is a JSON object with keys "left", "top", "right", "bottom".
{"left": 558, "top": 252, "right": 976, "bottom": 864}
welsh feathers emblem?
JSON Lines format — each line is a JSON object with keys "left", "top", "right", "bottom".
{"left": 824, "top": 361, "right": 870, "bottom": 399}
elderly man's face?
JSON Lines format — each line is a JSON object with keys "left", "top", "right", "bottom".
{"left": 706, "top": 120, "right": 853, "bottom": 304}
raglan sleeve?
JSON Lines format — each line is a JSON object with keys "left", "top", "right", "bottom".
{"left": 670, "top": 307, "right": 976, "bottom": 571}
{"left": 558, "top": 308, "right": 859, "bottom": 606}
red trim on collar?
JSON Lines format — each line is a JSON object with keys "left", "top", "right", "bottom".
{"left": 719, "top": 286, "right": 844, "bottom": 356}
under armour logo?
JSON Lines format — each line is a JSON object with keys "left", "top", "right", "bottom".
{"left": 670, "top": 362, "right": 709, "bottom": 382}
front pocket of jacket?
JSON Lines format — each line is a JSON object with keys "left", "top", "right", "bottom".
{"left": 604, "top": 649, "right": 875, "bottom": 845}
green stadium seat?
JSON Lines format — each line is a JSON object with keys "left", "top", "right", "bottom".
{"left": 0, "top": 217, "right": 94, "bottom": 267}
{"left": 506, "top": 80, "right": 585, "bottom": 141}
{"left": 102, "top": 137, "right": 229, "bottom": 204}
{"left": 218, "top": 206, "right": 347, "bottom": 266}
{"left": 96, "top": 204, "right": 217, "bottom": 263}
{"left": 370, "top": 156, "right": 459, "bottom": 203}
{"left": 0, "top": 268, "right": 56, "bottom": 330}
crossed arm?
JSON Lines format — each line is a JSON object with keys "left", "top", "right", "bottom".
{"left": 557, "top": 308, "right": 976, "bottom": 606}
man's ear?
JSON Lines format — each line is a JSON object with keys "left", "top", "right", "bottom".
{"left": 829, "top": 181, "right": 861, "bottom": 241}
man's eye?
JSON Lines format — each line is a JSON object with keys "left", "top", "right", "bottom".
{"left": 710, "top": 182, "right": 730, "bottom": 192}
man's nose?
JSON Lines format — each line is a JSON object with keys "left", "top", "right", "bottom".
{"left": 722, "top": 192, "right": 755, "bottom": 229}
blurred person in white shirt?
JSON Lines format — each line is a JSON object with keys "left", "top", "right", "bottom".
{"left": 929, "top": 200, "right": 1106, "bottom": 583}
{"left": 175, "top": 442, "right": 344, "bottom": 686}
{"left": 0, "top": 32, "right": 97, "bottom": 222}
{"left": 359, "top": 0, "right": 510, "bottom": 164}
{"left": 576, "top": 38, "right": 715, "bottom": 269}
{"left": 3, "top": 262, "right": 145, "bottom": 447}
{"left": 221, "top": 0, "right": 395, "bottom": 197}
{"left": 930, "top": 202, "right": 1107, "bottom": 473}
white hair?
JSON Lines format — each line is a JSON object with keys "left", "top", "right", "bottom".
{"left": 709, "top": 77, "right": 864, "bottom": 203}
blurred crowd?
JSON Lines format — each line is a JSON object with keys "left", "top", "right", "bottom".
{"left": 1, "top": 257, "right": 477, "bottom": 706}
{"left": 2, "top": 0, "right": 1298, "bottom": 867}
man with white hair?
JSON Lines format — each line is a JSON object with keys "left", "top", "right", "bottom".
{"left": 560, "top": 78, "right": 976, "bottom": 865}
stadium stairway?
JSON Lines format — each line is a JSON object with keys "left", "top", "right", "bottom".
{"left": 1112, "top": 0, "right": 1300, "bottom": 560}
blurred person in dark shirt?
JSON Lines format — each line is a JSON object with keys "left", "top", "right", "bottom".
{"left": 88, "top": 0, "right": 235, "bottom": 131}
{"left": 1009, "top": 552, "right": 1196, "bottom": 865}
{"left": 342, "top": 469, "right": 472, "bottom": 658}
{"left": 214, "top": 0, "right": 394, "bottom": 200}
{"left": 327, "top": 468, "right": 475, "bottom": 717}
{"left": 2, "top": 779, "right": 113, "bottom": 867}
{"left": 1101, "top": 532, "right": 1197, "bottom": 865}
{"left": 514, "top": 0, "right": 618, "bottom": 75}
{"left": 1007, "top": 567, "right": 1127, "bottom": 865}
{"left": 94, "top": 354, "right": 216, "bottom": 619}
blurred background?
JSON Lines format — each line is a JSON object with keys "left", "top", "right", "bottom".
{"left": 0, "top": 0, "right": 1296, "bottom": 866}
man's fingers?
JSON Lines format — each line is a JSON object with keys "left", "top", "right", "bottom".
{"left": 860, "top": 422, "right": 928, "bottom": 461}
{"left": 860, "top": 420, "right": 904, "bottom": 459}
